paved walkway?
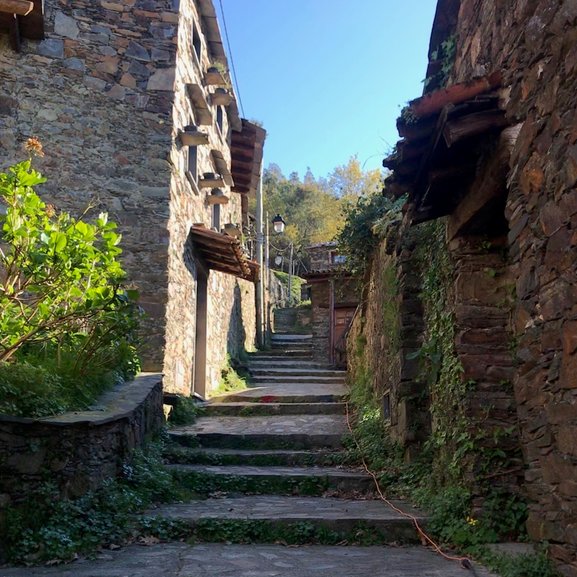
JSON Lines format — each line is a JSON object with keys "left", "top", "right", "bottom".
{"left": 0, "top": 332, "right": 496, "bottom": 577}
{"left": 0, "top": 543, "right": 495, "bottom": 577}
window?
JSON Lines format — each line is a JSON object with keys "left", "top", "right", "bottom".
{"left": 192, "top": 22, "right": 201, "bottom": 63}
{"left": 216, "top": 106, "right": 224, "bottom": 135}
{"left": 187, "top": 146, "right": 198, "bottom": 180}
{"left": 211, "top": 204, "right": 221, "bottom": 231}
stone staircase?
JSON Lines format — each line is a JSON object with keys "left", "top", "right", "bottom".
{"left": 161, "top": 332, "right": 425, "bottom": 545}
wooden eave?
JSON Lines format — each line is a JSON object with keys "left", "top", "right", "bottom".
{"left": 0, "top": 0, "right": 43, "bottom": 51}
{"left": 190, "top": 224, "right": 258, "bottom": 282}
{"left": 210, "top": 149, "right": 234, "bottom": 186}
{"left": 186, "top": 83, "right": 212, "bottom": 126}
{"left": 230, "top": 119, "right": 266, "bottom": 195}
{"left": 384, "top": 74, "right": 509, "bottom": 223}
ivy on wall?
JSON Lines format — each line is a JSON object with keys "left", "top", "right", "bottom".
{"left": 413, "top": 219, "right": 471, "bottom": 487}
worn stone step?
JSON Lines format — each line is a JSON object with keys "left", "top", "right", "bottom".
{"left": 163, "top": 447, "right": 344, "bottom": 467}
{"left": 169, "top": 415, "right": 347, "bottom": 450}
{"left": 202, "top": 401, "right": 345, "bottom": 416}
{"left": 247, "top": 360, "right": 327, "bottom": 369}
{"left": 209, "top": 383, "right": 347, "bottom": 404}
{"left": 251, "top": 375, "right": 347, "bottom": 385}
{"left": 250, "top": 368, "right": 346, "bottom": 378}
{"left": 249, "top": 350, "right": 313, "bottom": 358}
{"left": 153, "top": 495, "right": 425, "bottom": 544}
{"left": 271, "top": 334, "right": 313, "bottom": 341}
{"left": 167, "top": 464, "right": 374, "bottom": 495}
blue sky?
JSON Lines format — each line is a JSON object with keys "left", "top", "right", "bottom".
{"left": 219, "top": 0, "right": 438, "bottom": 179}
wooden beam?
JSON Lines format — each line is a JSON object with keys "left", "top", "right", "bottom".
{"left": 408, "top": 71, "right": 502, "bottom": 119}
{"left": 0, "top": 0, "right": 33, "bottom": 16}
{"left": 443, "top": 110, "right": 508, "bottom": 147}
{"left": 8, "top": 12, "right": 20, "bottom": 51}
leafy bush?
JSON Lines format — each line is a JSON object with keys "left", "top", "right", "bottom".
{"left": 336, "top": 193, "right": 404, "bottom": 275}
{"left": 0, "top": 153, "right": 141, "bottom": 417}
{"left": 0, "top": 362, "right": 66, "bottom": 417}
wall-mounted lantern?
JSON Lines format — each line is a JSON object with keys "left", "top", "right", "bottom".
{"left": 272, "top": 214, "right": 286, "bottom": 234}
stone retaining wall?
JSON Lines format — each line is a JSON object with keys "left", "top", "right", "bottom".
{"left": 0, "top": 374, "right": 163, "bottom": 506}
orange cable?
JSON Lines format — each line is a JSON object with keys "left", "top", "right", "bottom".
{"left": 344, "top": 401, "right": 474, "bottom": 571}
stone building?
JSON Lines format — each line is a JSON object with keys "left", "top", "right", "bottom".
{"left": 0, "top": 0, "right": 265, "bottom": 397}
{"left": 348, "top": 0, "right": 577, "bottom": 573}
{"left": 304, "top": 242, "right": 360, "bottom": 367}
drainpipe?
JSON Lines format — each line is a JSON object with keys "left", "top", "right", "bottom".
{"left": 255, "top": 163, "right": 264, "bottom": 348}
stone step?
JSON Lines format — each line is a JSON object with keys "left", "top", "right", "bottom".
{"left": 153, "top": 496, "right": 425, "bottom": 544}
{"left": 202, "top": 401, "right": 345, "bottom": 416}
{"left": 249, "top": 350, "right": 313, "bottom": 358}
{"left": 247, "top": 360, "right": 328, "bottom": 369}
{"left": 208, "top": 383, "right": 347, "bottom": 404}
{"left": 168, "top": 464, "right": 374, "bottom": 495}
{"left": 169, "top": 414, "right": 347, "bottom": 450}
{"left": 163, "top": 447, "right": 344, "bottom": 467}
{"left": 271, "top": 334, "right": 313, "bottom": 341}
{"left": 251, "top": 375, "right": 347, "bottom": 385}
{"left": 250, "top": 368, "right": 346, "bottom": 378}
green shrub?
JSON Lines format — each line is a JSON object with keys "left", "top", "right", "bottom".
{"left": 0, "top": 362, "right": 66, "bottom": 417}
{"left": 0, "top": 151, "right": 141, "bottom": 417}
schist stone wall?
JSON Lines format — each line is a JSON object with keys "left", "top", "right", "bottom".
{"left": 0, "top": 0, "right": 178, "bottom": 369}
{"left": 450, "top": 1, "right": 577, "bottom": 572}
{"left": 0, "top": 0, "right": 256, "bottom": 397}
{"left": 0, "top": 375, "right": 163, "bottom": 507}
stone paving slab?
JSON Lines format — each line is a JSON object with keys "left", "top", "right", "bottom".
{"left": 176, "top": 415, "right": 348, "bottom": 436}
{"left": 251, "top": 376, "right": 347, "bottom": 384}
{"left": 155, "top": 495, "right": 424, "bottom": 523}
{"left": 0, "top": 543, "right": 496, "bottom": 577}
{"left": 203, "top": 402, "right": 345, "bottom": 416}
{"left": 210, "top": 383, "right": 347, "bottom": 403}
{"left": 168, "top": 463, "right": 365, "bottom": 477}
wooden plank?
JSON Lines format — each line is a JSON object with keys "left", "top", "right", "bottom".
{"left": 408, "top": 72, "right": 502, "bottom": 119}
{"left": 443, "top": 110, "right": 508, "bottom": 147}
{"left": 0, "top": 0, "right": 33, "bottom": 16}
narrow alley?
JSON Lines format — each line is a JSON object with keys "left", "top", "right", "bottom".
{"left": 0, "top": 328, "right": 495, "bottom": 577}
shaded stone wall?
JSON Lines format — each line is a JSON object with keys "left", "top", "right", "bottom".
{"left": 347, "top": 226, "right": 427, "bottom": 457}
{"left": 0, "top": 0, "right": 178, "bottom": 369}
{"left": 0, "top": 375, "right": 163, "bottom": 506}
{"left": 448, "top": 1, "right": 577, "bottom": 571}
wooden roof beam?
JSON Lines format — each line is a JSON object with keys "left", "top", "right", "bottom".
{"left": 0, "top": 0, "right": 33, "bottom": 15}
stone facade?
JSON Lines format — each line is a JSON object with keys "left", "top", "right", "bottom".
{"left": 356, "top": 1, "right": 577, "bottom": 573}
{"left": 0, "top": 374, "right": 163, "bottom": 506}
{"left": 0, "top": 0, "right": 257, "bottom": 397}
{"left": 447, "top": 2, "right": 577, "bottom": 572}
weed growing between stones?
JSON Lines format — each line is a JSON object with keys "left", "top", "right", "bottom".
{"left": 2, "top": 440, "right": 188, "bottom": 565}
{"left": 215, "top": 355, "right": 250, "bottom": 395}
{"left": 175, "top": 519, "right": 400, "bottom": 546}
{"left": 173, "top": 470, "right": 330, "bottom": 497}
{"left": 167, "top": 395, "right": 203, "bottom": 427}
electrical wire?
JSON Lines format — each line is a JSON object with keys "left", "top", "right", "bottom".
{"left": 218, "top": 0, "right": 246, "bottom": 118}
{"left": 344, "top": 401, "right": 477, "bottom": 572}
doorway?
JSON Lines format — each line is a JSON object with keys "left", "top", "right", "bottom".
{"left": 193, "top": 264, "right": 208, "bottom": 398}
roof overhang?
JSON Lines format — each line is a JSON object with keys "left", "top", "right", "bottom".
{"left": 0, "top": 0, "right": 44, "bottom": 51}
{"left": 190, "top": 224, "right": 258, "bottom": 282}
{"left": 383, "top": 72, "right": 509, "bottom": 223}
{"left": 231, "top": 119, "right": 266, "bottom": 195}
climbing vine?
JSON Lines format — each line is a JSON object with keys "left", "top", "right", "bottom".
{"left": 413, "top": 219, "right": 471, "bottom": 486}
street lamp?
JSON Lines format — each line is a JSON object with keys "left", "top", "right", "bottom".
{"left": 271, "top": 214, "right": 294, "bottom": 306}
{"left": 272, "top": 214, "right": 286, "bottom": 234}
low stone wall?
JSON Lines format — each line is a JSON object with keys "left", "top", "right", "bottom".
{"left": 0, "top": 374, "right": 163, "bottom": 506}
